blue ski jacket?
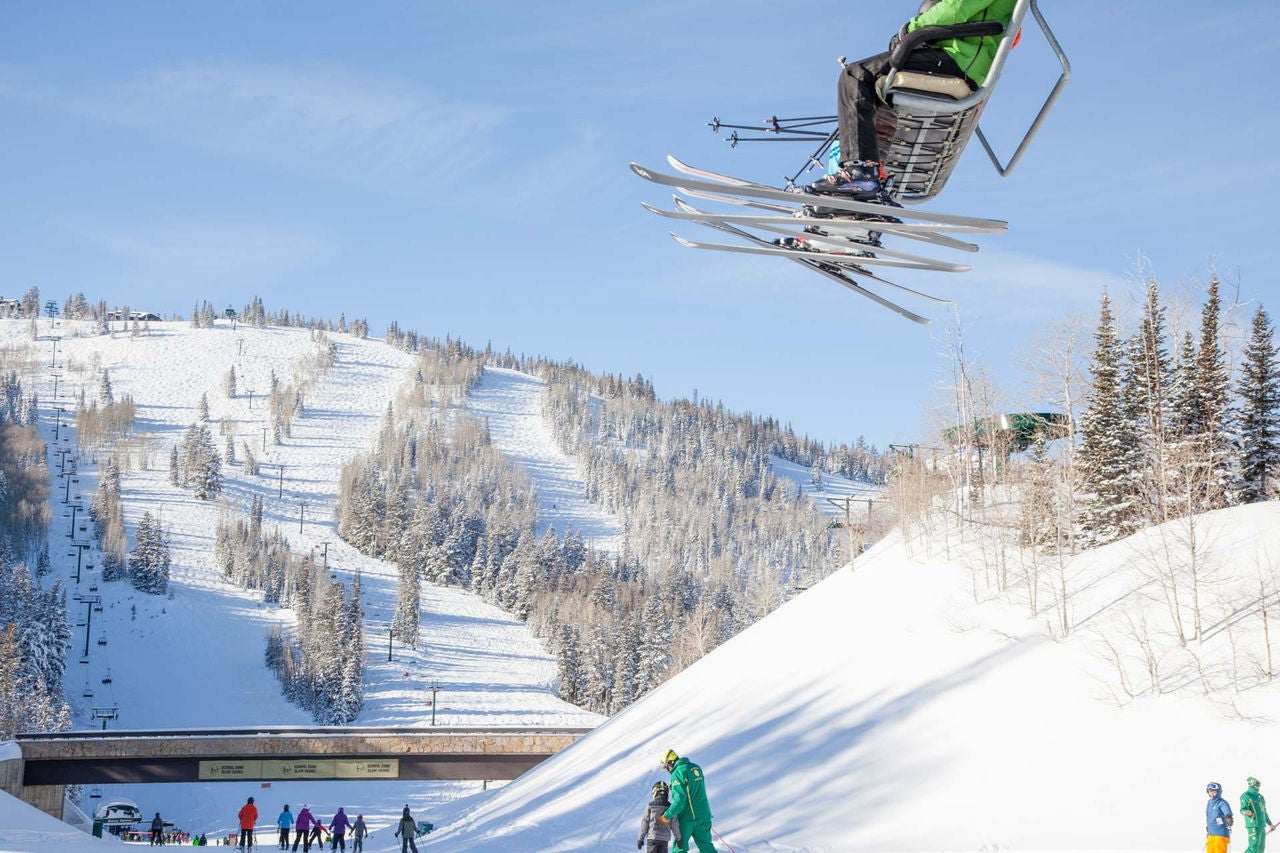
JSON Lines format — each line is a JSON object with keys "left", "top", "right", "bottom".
{"left": 1208, "top": 792, "right": 1234, "bottom": 837}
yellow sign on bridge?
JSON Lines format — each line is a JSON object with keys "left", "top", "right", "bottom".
{"left": 199, "top": 759, "right": 400, "bottom": 781}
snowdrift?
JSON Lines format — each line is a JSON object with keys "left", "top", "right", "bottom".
{"left": 430, "top": 502, "right": 1280, "bottom": 852}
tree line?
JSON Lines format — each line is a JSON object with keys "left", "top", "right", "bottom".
{"left": 215, "top": 497, "right": 365, "bottom": 723}
{"left": 337, "top": 333, "right": 853, "bottom": 714}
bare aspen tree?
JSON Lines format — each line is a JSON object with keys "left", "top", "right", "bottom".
{"left": 1021, "top": 314, "right": 1089, "bottom": 554}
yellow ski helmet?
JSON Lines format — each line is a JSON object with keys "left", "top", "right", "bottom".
{"left": 661, "top": 749, "right": 679, "bottom": 769}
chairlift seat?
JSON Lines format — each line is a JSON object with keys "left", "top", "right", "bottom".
{"left": 879, "top": 70, "right": 972, "bottom": 101}
{"left": 872, "top": 0, "right": 1071, "bottom": 204}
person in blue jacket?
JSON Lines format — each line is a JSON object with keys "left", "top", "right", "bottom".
{"left": 1208, "top": 782, "right": 1235, "bottom": 853}
{"left": 277, "top": 805, "right": 294, "bottom": 850}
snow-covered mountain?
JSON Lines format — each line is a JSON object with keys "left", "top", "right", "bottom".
{"left": 12, "top": 314, "right": 1274, "bottom": 853}
{"left": 0, "top": 317, "right": 603, "bottom": 845}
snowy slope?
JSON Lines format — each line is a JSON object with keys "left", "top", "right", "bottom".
{"left": 466, "top": 367, "right": 623, "bottom": 553}
{"left": 428, "top": 502, "right": 1280, "bottom": 853}
{"left": 0, "top": 319, "right": 601, "bottom": 848}
{"left": 0, "top": 790, "right": 121, "bottom": 853}
{"left": 770, "top": 454, "right": 881, "bottom": 519}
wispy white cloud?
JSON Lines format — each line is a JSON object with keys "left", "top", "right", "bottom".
{"left": 943, "top": 249, "right": 1125, "bottom": 325}
{"left": 77, "top": 222, "right": 338, "bottom": 291}
{"left": 0, "top": 60, "right": 508, "bottom": 197}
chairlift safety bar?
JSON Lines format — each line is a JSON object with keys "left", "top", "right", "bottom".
{"left": 974, "top": 0, "right": 1071, "bottom": 177}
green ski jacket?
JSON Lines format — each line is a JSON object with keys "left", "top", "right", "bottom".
{"left": 1242, "top": 788, "right": 1272, "bottom": 828}
{"left": 907, "top": 0, "right": 1016, "bottom": 87}
{"left": 663, "top": 757, "right": 713, "bottom": 827}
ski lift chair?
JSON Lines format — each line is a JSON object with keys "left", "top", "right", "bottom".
{"left": 876, "top": 0, "right": 1069, "bottom": 204}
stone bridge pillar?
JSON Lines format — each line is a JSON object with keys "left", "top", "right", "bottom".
{"left": 0, "top": 744, "right": 64, "bottom": 821}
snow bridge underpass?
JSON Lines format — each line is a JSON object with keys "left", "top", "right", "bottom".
{"left": 4, "top": 726, "right": 592, "bottom": 819}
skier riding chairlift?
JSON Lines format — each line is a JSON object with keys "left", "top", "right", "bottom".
{"left": 631, "top": 0, "right": 1069, "bottom": 323}
{"left": 806, "top": 0, "right": 1069, "bottom": 206}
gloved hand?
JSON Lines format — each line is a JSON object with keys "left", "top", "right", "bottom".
{"left": 657, "top": 816, "right": 669, "bottom": 827}
{"left": 637, "top": 841, "right": 644, "bottom": 850}
{"left": 889, "top": 22, "right": 911, "bottom": 52}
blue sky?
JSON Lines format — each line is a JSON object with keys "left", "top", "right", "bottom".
{"left": 3, "top": 1, "right": 1278, "bottom": 448}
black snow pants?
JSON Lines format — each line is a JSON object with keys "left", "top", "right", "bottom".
{"left": 837, "top": 47, "right": 969, "bottom": 165}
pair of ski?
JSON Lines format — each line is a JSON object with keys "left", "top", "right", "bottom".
{"left": 631, "top": 156, "right": 1008, "bottom": 324}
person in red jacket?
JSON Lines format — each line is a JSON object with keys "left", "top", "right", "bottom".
{"left": 238, "top": 796, "right": 259, "bottom": 850}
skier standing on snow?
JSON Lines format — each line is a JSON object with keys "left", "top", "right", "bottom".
{"left": 393, "top": 805, "right": 419, "bottom": 853}
{"left": 329, "top": 807, "right": 352, "bottom": 852}
{"left": 305, "top": 811, "right": 329, "bottom": 851}
{"left": 658, "top": 749, "right": 718, "bottom": 853}
{"left": 150, "top": 811, "right": 164, "bottom": 846}
{"left": 637, "top": 780, "right": 680, "bottom": 853}
{"left": 292, "top": 805, "right": 314, "bottom": 852}
{"left": 238, "top": 796, "right": 259, "bottom": 850}
{"left": 277, "top": 805, "right": 293, "bottom": 850}
{"left": 1208, "top": 782, "right": 1234, "bottom": 853}
{"left": 351, "top": 814, "right": 368, "bottom": 853}
{"left": 805, "top": 0, "right": 1016, "bottom": 201}
{"left": 1242, "top": 777, "right": 1276, "bottom": 853}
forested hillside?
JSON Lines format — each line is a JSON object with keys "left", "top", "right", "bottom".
{"left": 336, "top": 331, "right": 889, "bottom": 714}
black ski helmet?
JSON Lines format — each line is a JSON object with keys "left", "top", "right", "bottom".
{"left": 651, "top": 781, "right": 670, "bottom": 801}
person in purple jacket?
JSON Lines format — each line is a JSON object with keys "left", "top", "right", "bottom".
{"left": 291, "top": 806, "right": 314, "bottom": 853}
{"left": 328, "top": 808, "right": 351, "bottom": 852}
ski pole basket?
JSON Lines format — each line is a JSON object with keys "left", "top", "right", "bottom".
{"left": 879, "top": 0, "right": 1070, "bottom": 203}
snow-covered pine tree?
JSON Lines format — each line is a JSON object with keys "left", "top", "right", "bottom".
{"left": 1166, "top": 331, "right": 1203, "bottom": 519}
{"left": 98, "top": 369, "right": 114, "bottom": 406}
{"left": 169, "top": 444, "right": 180, "bottom": 486}
{"left": 128, "top": 511, "right": 169, "bottom": 594}
{"left": 1239, "top": 304, "right": 1280, "bottom": 503}
{"left": 1076, "top": 293, "right": 1139, "bottom": 544}
{"left": 226, "top": 366, "right": 237, "bottom": 398}
{"left": 554, "top": 623, "right": 583, "bottom": 705}
{"left": 1132, "top": 280, "right": 1173, "bottom": 524}
{"left": 35, "top": 541, "right": 50, "bottom": 579}
{"left": 1195, "top": 277, "right": 1233, "bottom": 508}
{"left": 392, "top": 558, "right": 420, "bottom": 648}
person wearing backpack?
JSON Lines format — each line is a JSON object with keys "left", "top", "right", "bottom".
{"left": 393, "top": 805, "right": 418, "bottom": 853}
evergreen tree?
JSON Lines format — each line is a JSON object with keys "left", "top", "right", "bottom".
{"left": 128, "top": 512, "right": 170, "bottom": 594}
{"left": 1239, "top": 305, "right": 1280, "bottom": 502}
{"left": 98, "top": 369, "right": 114, "bottom": 406}
{"left": 1077, "top": 293, "right": 1140, "bottom": 544}
{"left": 392, "top": 558, "right": 420, "bottom": 648}
{"left": 1195, "top": 277, "right": 1233, "bottom": 508}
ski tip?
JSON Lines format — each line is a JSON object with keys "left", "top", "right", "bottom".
{"left": 640, "top": 201, "right": 664, "bottom": 215}
{"left": 629, "top": 162, "right": 654, "bottom": 180}
{"left": 669, "top": 233, "right": 697, "bottom": 248}
{"left": 665, "top": 153, "right": 686, "bottom": 171}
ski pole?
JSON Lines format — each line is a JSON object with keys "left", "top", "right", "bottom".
{"left": 711, "top": 827, "right": 738, "bottom": 853}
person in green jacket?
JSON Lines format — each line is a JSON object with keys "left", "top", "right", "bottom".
{"left": 806, "top": 0, "right": 1017, "bottom": 200}
{"left": 658, "top": 749, "right": 717, "bottom": 853}
{"left": 1242, "top": 776, "right": 1276, "bottom": 853}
